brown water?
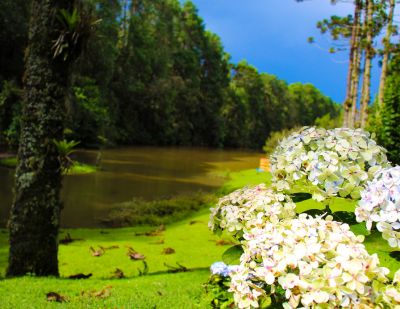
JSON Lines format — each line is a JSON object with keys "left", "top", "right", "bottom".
{"left": 0, "top": 147, "right": 261, "bottom": 228}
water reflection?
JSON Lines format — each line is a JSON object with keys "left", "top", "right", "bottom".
{"left": 0, "top": 147, "right": 261, "bottom": 227}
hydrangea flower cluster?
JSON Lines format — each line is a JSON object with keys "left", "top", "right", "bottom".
{"left": 377, "top": 270, "right": 400, "bottom": 307}
{"left": 210, "top": 262, "right": 239, "bottom": 277}
{"left": 229, "top": 214, "right": 390, "bottom": 309}
{"left": 209, "top": 184, "right": 296, "bottom": 238}
{"left": 355, "top": 166, "right": 400, "bottom": 248}
{"left": 271, "top": 127, "right": 389, "bottom": 201}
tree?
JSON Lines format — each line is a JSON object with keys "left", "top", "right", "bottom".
{"left": 0, "top": 0, "right": 30, "bottom": 82}
{"left": 347, "top": 0, "right": 363, "bottom": 128}
{"left": 7, "top": 0, "right": 90, "bottom": 277}
{"left": 360, "top": 0, "right": 374, "bottom": 128}
{"left": 231, "top": 61, "right": 270, "bottom": 148}
{"left": 0, "top": 0, "right": 30, "bottom": 149}
{"left": 376, "top": 55, "right": 400, "bottom": 164}
{"left": 377, "top": 0, "right": 397, "bottom": 106}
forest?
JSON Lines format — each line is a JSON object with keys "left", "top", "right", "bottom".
{"left": 0, "top": 0, "right": 340, "bottom": 150}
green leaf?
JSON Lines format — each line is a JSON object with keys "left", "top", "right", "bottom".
{"left": 389, "top": 251, "right": 400, "bottom": 261}
{"left": 301, "top": 208, "right": 329, "bottom": 217}
{"left": 222, "top": 245, "right": 243, "bottom": 265}
{"left": 290, "top": 192, "right": 312, "bottom": 203}
{"left": 331, "top": 211, "right": 357, "bottom": 225}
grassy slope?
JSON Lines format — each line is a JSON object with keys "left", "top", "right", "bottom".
{"left": 0, "top": 170, "right": 399, "bottom": 308}
{"left": 0, "top": 157, "right": 96, "bottom": 175}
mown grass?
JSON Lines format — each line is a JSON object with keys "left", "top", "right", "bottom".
{"left": 0, "top": 156, "right": 97, "bottom": 175}
{"left": 0, "top": 209, "right": 232, "bottom": 308}
{"left": 0, "top": 271, "right": 211, "bottom": 308}
{"left": 0, "top": 170, "right": 266, "bottom": 308}
{"left": 0, "top": 169, "right": 399, "bottom": 308}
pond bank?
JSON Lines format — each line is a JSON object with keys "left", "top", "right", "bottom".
{"left": 0, "top": 147, "right": 264, "bottom": 228}
{"left": 0, "top": 155, "right": 98, "bottom": 175}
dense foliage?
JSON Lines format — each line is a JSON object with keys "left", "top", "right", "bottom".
{"left": 0, "top": 0, "right": 340, "bottom": 150}
{"left": 373, "top": 55, "right": 400, "bottom": 165}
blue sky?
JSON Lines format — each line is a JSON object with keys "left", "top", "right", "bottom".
{"left": 187, "top": 0, "right": 381, "bottom": 103}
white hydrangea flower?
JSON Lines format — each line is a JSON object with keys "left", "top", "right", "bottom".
{"left": 209, "top": 184, "right": 296, "bottom": 238}
{"left": 373, "top": 269, "right": 400, "bottom": 308}
{"left": 229, "top": 214, "right": 389, "bottom": 309}
{"left": 270, "top": 127, "right": 389, "bottom": 201}
{"left": 355, "top": 166, "right": 400, "bottom": 248}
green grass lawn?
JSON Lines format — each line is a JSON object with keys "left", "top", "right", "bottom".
{"left": 0, "top": 156, "right": 97, "bottom": 175}
{"left": 0, "top": 169, "right": 399, "bottom": 308}
{"left": 0, "top": 156, "right": 17, "bottom": 168}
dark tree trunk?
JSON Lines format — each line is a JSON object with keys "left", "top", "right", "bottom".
{"left": 7, "top": 0, "right": 73, "bottom": 277}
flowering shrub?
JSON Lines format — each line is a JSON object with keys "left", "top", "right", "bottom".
{"left": 355, "top": 166, "right": 400, "bottom": 248}
{"left": 229, "top": 214, "right": 390, "bottom": 308}
{"left": 208, "top": 126, "right": 400, "bottom": 308}
{"left": 376, "top": 269, "right": 400, "bottom": 307}
{"left": 270, "top": 127, "right": 389, "bottom": 201}
{"left": 210, "top": 262, "right": 239, "bottom": 277}
{"left": 209, "top": 184, "right": 296, "bottom": 238}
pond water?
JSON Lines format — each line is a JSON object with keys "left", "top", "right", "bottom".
{"left": 0, "top": 147, "right": 262, "bottom": 228}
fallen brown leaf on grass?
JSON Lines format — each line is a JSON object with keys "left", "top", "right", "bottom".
{"left": 151, "top": 239, "right": 164, "bottom": 245}
{"left": 93, "top": 286, "right": 113, "bottom": 298}
{"left": 162, "top": 247, "right": 175, "bottom": 254}
{"left": 46, "top": 292, "right": 68, "bottom": 303}
{"left": 81, "top": 286, "right": 113, "bottom": 299}
{"left": 127, "top": 247, "right": 146, "bottom": 260}
{"left": 89, "top": 246, "right": 105, "bottom": 257}
{"left": 215, "top": 239, "right": 236, "bottom": 246}
{"left": 68, "top": 273, "right": 92, "bottom": 279}
{"left": 135, "top": 225, "right": 166, "bottom": 237}
{"left": 112, "top": 268, "right": 125, "bottom": 279}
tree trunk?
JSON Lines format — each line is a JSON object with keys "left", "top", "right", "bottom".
{"left": 343, "top": 0, "right": 362, "bottom": 128}
{"left": 378, "top": 0, "right": 395, "bottom": 106}
{"left": 360, "top": 0, "right": 374, "bottom": 128}
{"left": 349, "top": 29, "right": 362, "bottom": 127}
{"left": 120, "top": 0, "right": 129, "bottom": 48}
{"left": 7, "top": 0, "right": 73, "bottom": 277}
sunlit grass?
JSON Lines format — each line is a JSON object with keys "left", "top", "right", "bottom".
{"left": 0, "top": 157, "right": 17, "bottom": 168}
{"left": 0, "top": 210, "right": 231, "bottom": 308}
{"left": 0, "top": 157, "right": 97, "bottom": 175}
{"left": 0, "top": 169, "right": 399, "bottom": 308}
